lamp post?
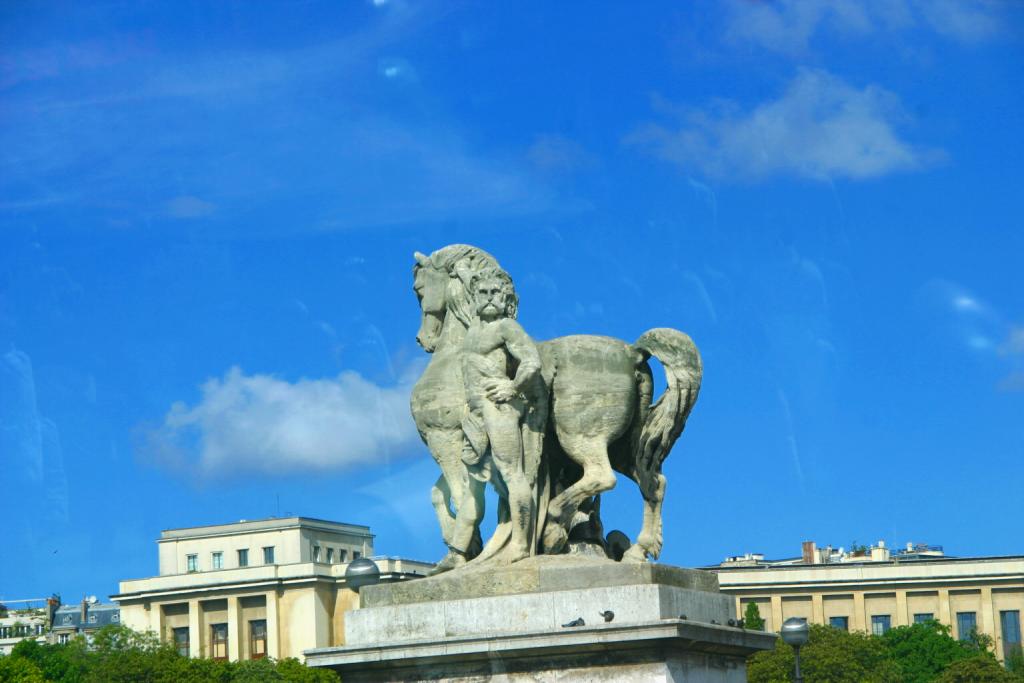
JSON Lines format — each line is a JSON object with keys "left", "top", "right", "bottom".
{"left": 780, "top": 617, "right": 809, "bottom": 683}
{"left": 345, "top": 557, "right": 381, "bottom": 594}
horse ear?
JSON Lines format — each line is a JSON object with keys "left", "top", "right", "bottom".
{"left": 454, "top": 263, "right": 474, "bottom": 285}
{"left": 414, "top": 251, "right": 430, "bottom": 266}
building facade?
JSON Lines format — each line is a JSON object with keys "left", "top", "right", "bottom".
{"left": 113, "top": 517, "right": 432, "bottom": 662}
{"left": 49, "top": 599, "right": 121, "bottom": 645}
{"left": 712, "top": 541, "right": 1024, "bottom": 663}
{"left": 0, "top": 607, "right": 48, "bottom": 655}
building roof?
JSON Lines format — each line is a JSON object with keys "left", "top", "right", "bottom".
{"left": 52, "top": 603, "right": 120, "bottom": 631}
{"left": 159, "top": 516, "right": 373, "bottom": 542}
{"left": 710, "top": 554, "right": 1024, "bottom": 573}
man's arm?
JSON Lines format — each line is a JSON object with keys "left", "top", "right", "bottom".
{"left": 500, "top": 319, "right": 542, "bottom": 394}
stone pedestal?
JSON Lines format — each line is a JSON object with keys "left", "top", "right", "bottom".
{"left": 305, "top": 555, "right": 774, "bottom": 682}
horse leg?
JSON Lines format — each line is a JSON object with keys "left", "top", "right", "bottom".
{"left": 623, "top": 471, "right": 666, "bottom": 563}
{"left": 542, "top": 435, "right": 616, "bottom": 554}
{"left": 425, "top": 429, "right": 468, "bottom": 549}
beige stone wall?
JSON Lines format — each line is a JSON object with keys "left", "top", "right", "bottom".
{"left": 115, "top": 547, "right": 432, "bottom": 663}
{"left": 720, "top": 557, "right": 1024, "bottom": 662}
{"left": 159, "top": 529, "right": 295, "bottom": 575}
{"left": 332, "top": 588, "right": 360, "bottom": 645}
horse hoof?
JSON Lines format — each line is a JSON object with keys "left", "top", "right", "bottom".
{"left": 622, "top": 545, "right": 649, "bottom": 563}
{"left": 542, "top": 526, "right": 569, "bottom": 554}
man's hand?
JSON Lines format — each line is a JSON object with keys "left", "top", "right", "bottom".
{"left": 482, "top": 377, "right": 516, "bottom": 403}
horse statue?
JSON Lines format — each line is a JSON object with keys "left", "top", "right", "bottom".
{"left": 410, "top": 244, "right": 702, "bottom": 565}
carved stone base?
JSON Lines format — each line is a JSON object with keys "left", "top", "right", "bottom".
{"left": 305, "top": 556, "right": 775, "bottom": 682}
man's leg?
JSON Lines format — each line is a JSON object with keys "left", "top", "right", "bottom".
{"left": 484, "top": 403, "right": 534, "bottom": 560}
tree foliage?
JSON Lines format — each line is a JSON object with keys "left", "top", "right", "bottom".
{"left": 748, "top": 619, "right": 1024, "bottom": 683}
{"left": 748, "top": 624, "right": 901, "bottom": 683}
{"left": 881, "top": 620, "right": 988, "bottom": 683}
{"left": 0, "top": 625, "right": 338, "bottom": 683}
{"left": 744, "top": 602, "right": 766, "bottom": 631}
{"left": 934, "top": 656, "right": 1017, "bottom": 683}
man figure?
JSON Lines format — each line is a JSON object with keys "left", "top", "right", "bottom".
{"left": 433, "top": 267, "right": 546, "bottom": 572}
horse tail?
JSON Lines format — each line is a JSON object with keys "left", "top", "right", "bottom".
{"left": 632, "top": 328, "right": 702, "bottom": 477}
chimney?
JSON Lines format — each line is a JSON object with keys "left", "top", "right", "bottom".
{"left": 81, "top": 598, "right": 88, "bottom": 624}
{"left": 801, "top": 540, "right": 817, "bottom": 564}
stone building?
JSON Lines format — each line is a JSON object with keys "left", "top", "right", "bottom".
{"left": 113, "top": 517, "right": 432, "bottom": 662}
{"left": 711, "top": 540, "right": 1024, "bottom": 662}
{"left": 0, "top": 605, "right": 49, "bottom": 655}
{"left": 49, "top": 598, "right": 121, "bottom": 644}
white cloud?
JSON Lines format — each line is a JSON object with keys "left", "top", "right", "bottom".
{"left": 141, "top": 366, "right": 423, "bottom": 477}
{"left": 627, "top": 69, "right": 937, "bottom": 181}
{"left": 723, "top": 0, "right": 1002, "bottom": 54}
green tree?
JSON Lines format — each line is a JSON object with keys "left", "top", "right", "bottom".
{"left": 747, "top": 624, "right": 901, "bottom": 683}
{"left": 881, "top": 620, "right": 985, "bottom": 683}
{"left": 0, "top": 654, "right": 46, "bottom": 683}
{"left": 5, "top": 625, "right": 339, "bottom": 682}
{"left": 10, "top": 636, "right": 89, "bottom": 683}
{"left": 744, "top": 602, "right": 766, "bottom": 631}
{"left": 935, "top": 656, "right": 1016, "bottom": 683}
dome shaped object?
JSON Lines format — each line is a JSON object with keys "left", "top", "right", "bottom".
{"left": 345, "top": 557, "right": 381, "bottom": 592}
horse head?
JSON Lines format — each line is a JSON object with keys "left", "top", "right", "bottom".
{"left": 413, "top": 251, "right": 448, "bottom": 352}
{"left": 412, "top": 245, "right": 508, "bottom": 353}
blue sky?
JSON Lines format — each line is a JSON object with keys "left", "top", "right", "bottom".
{"left": 2, "top": 1, "right": 1022, "bottom": 603}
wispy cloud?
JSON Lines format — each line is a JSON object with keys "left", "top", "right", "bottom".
{"left": 626, "top": 69, "right": 938, "bottom": 182}
{"left": 723, "top": 0, "right": 1004, "bottom": 54}
{"left": 138, "top": 365, "right": 423, "bottom": 478}
{"left": 0, "top": 4, "right": 562, "bottom": 231}
{"left": 921, "top": 280, "right": 1024, "bottom": 391}
{"left": 526, "top": 134, "right": 596, "bottom": 172}
{"left": 998, "top": 326, "right": 1024, "bottom": 392}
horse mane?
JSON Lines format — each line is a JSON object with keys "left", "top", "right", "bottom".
{"left": 416, "top": 244, "right": 515, "bottom": 327}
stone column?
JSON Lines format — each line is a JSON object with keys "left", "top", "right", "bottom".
{"left": 980, "top": 587, "right": 995, "bottom": 639}
{"left": 896, "top": 590, "right": 909, "bottom": 627}
{"left": 266, "top": 591, "right": 280, "bottom": 660}
{"left": 812, "top": 594, "right": 824, "bottom": 624}
{"left": 227, "top": 596, "right": 241, "bottom": 662}
{"left": 770, "top": 595, "right": 783, "bottom": 632}
{"left": 148, "top": 602, "right": 162, "bottom": 639}
{"left": 938, "top": 589, "right": 952, "bottom": 628}
{"left": 188, "top": 599, "right": 201, "bottom": 658}
{"left": 852, "top": 592, "right": 866, "bottom": 632}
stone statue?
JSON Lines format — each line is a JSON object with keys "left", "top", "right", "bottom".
{"left": 410, "top": 245, "right": 702, "bottom": 573}
{"left": 431, "top": 266, "right": 548, "bottom": 573}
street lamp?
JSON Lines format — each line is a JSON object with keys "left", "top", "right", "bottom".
{"left": 780, "top": 617, "right": 810, "bottom": 683}
{"left": 345, "top": 557, "right": 381, "bottom": 593}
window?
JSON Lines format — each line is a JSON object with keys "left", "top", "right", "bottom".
{"left": 829, "top": 616, "right": 849, "bottom": 630}
{"left": 956, "top": 612, "right": 977, "bottom": 641}
{"left": 88, "top": 614, "right": 97, "bottom": 623}
{"left": 327, "top": 548, "right": 334, "bottom": 563}
{"left": 914, "top": 613, "right": 934, "bottom": 624}
{"left": 238, "top": 549, "right": 249, "bottom": 567}
{"left": 249, "top": 619, "right": 267, "bottom": 660}
{"left": 58, "top": 633, "right": 70, "bottom": 645}
{"left": 210, "top": 623, "right": 228, "bottom": 660}
{"left": 111, "top": 613, "right": 119, "bottom": 622}
{"left": 339, "top": 549, "right": 348, "bottom": 562}
{"left": 1001, "top": 610, "right": 1021, "bottom": 660}
{"left": 263, "top": 546, "right": 275, "bottom": 564}
{"left": 212, "top": 551, "right": 223, "bottom": 569}
{"left": 312, "top": 545, "right": 321, "bottom": 562}
{"left": 353, "top": 551, "right": 361, "bottom": 560}
{"left": 186, "top": 554, "right": 198, "bottom": 572}
{"left": 172, "top": 626, "right": 190, "bottom": 657}
{"left": 871, "top": 615, "right": 891, "bottom": 635}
